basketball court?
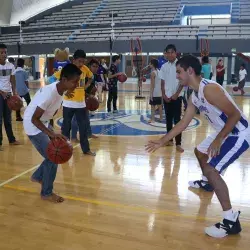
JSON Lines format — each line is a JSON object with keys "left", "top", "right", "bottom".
{"left": 0, "top": 81, "right": 250, "bottom": 249}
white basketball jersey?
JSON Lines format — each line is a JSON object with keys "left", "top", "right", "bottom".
{"left": 192, "top": 79, "right": 249, "bottom": 134}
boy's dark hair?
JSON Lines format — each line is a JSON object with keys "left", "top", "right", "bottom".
{"left": 241, "top": 63, "right": 245, "bottom": 68}
{"left": 60, "top": 63, "right": 82, "bottom": 80}
{"left": 176, "top": 55, "right": 202, "bottom": 76}
{"left": 112, "top": 55, "right": 120, "bottom": 63}
{"left": 165, "top": 44, "right": 176, "bottom": 52}
{"left": 73, "top": 49, "right": 86, "bottom": 59}
{"left": 17, "top": 58, "right": 25, "bottom": 67}
{"left": 202, "top": 56, "right": 209, "bottom": 64}
{"left": 8, "top": 57, "right": 15, "bottom": 64}
{"left": 150, "top": 58, "right": 159, "bottom": 69}
{"left": 89, "top": 58, "right": 99, "bottom": 66}
{"left": 0, "top": 44, "right": 7, "bottom": 49}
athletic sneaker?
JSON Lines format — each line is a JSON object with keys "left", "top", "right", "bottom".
{"left": 205, "top": 211, "right": 242, "bottom": 238}
{"left": 188, "top": 180, "right": 214, "bottom": 192}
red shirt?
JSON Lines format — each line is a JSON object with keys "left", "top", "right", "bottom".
{"left": 216, "top": 65, "right": 225, "bottom": 77}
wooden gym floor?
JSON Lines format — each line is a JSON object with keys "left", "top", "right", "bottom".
{"left": 0, "top": 82, "right": 250, "bottom": 250}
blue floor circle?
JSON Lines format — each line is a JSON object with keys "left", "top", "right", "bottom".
{"left": 57, "top": 110, "right": 200, "bottom": 136}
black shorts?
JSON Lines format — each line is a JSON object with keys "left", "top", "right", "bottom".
{"left": 149, "top": 97, "right": 162, "bottom": 106}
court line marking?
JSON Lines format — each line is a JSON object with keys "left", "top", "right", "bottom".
{"left": 3, "top": 184, "right": 250, "bottom": 227}
{"left": 0, "top": 165, "right": 40, "bottom": 187}
{"left": 0, "top": 143, "right": 81, "bottom": 188}
{"left": 0, "top": 118, "right": 119, "bottom": 188}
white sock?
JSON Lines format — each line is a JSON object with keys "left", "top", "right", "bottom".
{"left": 223, "top": 209, "right": 235, "bottom": 221}
{"left": 202, "top": 175, "right": 208, "bottom": 182}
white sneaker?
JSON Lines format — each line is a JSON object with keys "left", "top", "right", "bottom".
{"left": 205, "top": 211, "right": 242, "bottom": 238}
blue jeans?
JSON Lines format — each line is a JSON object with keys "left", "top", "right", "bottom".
{"left": 71, "top": 111, "right": 92, "bottom": 139}
{"left": 29, "top": 132, "right": 58, "bottom": 197}
{"left": 62, "top": 107, "right": 90, "bottom": 153}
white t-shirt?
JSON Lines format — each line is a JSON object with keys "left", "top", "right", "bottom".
{"left": 239, "top": 69, "right": 247, "bottom": 81}
{"left": 23, "top": 82, "right": 63, "bottom": 136}
{"left": 152, "top": 69, "right": 162, "bottom": 97}
{"left": 159, "top": 59, "right": 180, "bottom": 98}
{"left": 62, "top": 99, "right": 86, "bottom": 109}
{"left": 0, "top": 61, "right": 15, "bottom": 92}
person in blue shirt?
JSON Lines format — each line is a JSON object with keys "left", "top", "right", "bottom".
{"left": 53, "top": 60, "right": 71, "bottom": 72}
{"left": 157, "top": 49, "right": 168, "bottom": 69}
{"left": 201, "top": 56, "right": 212, "bottom": 79}
{"left": 14, "top": 58, "right": 31, "bottom": 121}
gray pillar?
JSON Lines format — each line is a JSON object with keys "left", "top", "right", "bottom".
{"left": 146, "top": 52, "right": 149, "bottom": 65}
{"left": 121, "top": 54, "right": 125, "bottom": 73}
{"left": 0, "top": 0, "right": 13, "bottom": 26}
{"left": 231, "top": 55, "right": 236, "bottom": 74}
{"left": 227, "top": 56, "right": 232, "bottom": 84}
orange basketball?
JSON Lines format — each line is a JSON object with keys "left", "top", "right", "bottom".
{"left": 46, "top": 138, "right": 73, "bottom": 164}
{"left": 233, "top": 86, "right": 239, "bottom": 92}
{"left": 7, "top": 95, "right": 23, "bottom": 111}
{"left": 142, "top": 76, "right": 146, "bottom": 82}
{"left": 86, "top": 96, "right": 99, "bottom": 111}
{"left": 117, "top": 73, "right": 127, "bottom": 83}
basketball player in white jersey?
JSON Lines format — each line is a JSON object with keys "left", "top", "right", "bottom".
{"left": 145, "top": 55, "right": 250, "bottom": 238}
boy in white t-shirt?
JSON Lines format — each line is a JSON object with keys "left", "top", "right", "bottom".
{"left": 23, "top": 64, "right": 81, "bottom": 203}
{"left": 238, "top": 64, "right": 247, "bottom": 95}
{"left": 0, "top": 43, "right": 20, "bottom": 151}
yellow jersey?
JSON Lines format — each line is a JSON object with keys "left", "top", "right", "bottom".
{"left": 53, "top": 65, "right": 93, "bottom": 103}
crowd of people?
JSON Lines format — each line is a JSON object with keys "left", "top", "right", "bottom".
{"left": 0, "top": 41, "right": 249, "bottom": 238}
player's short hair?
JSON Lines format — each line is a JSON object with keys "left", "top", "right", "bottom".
{"left": 73, "top": 49, "right": 86, "bottom": 60}
{"left": 202, "top": 56, "right": 209, "bottom": 64}
{"left": 0, "top": 43, "right": 7, "bottom": 49}
{"left": 89, "top": 58, "right": 99, "bottom": 66}
{"left": 17, "top": 58, "right": 25, "bottom": 67}
{"left": 241, "top": 63, "right": 245, "bottom": 68}
{"left": 150, "top": 58, "right": 159, "bottom": 69}
{"left": 112, "top": 55, "right": 120, "bottom": 63}
{"left": 60, "top": 63, "right": 82, "bottom": 80}
{"left": 8, "top": 57, "right": 15, "bottom": 64}
{"left": 176, "top": 55, "right": 202, "bottom": 76}
{"left": 165, "top": 44, "right": 176, "bottom": 52}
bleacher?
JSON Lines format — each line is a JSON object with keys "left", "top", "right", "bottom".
{"left": 0, "top": 0, "right": 250, "bottom": 53}
{"left": 24, "top": 0, "right": 101, "bottom": 30}
{"left": 1, "top": 24, "right": 250, "bottom": 46}
{"left": 239, "top": 0, "right": 250, "bottom": 22}
{"left": 86, "top": 0, "right": 180, "bottom": 26}
{"left": 23, "top": 0, "right": 180, "bottom": 30}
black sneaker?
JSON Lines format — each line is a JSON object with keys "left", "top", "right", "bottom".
{"left": 205, "top": 211, "right": 242, "bottom": 238}
{"left": 188, "top": 180, "right": 214, "bottom": 192}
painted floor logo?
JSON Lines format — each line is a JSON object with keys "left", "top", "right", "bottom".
{"left": 56, "top": 110, "right": 200, "bottom": 136}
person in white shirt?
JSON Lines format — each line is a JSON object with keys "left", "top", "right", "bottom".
{"left": 146, "top": 55, "right": 250, "bottom": 238}
{"left": 238, "top": 64, "right": 247, "bottom": 95}
{"left": 23, "top": 64, "right": 81, "bottom": 203}
{"left": 0, "top": 43, "right": 20, "bottom": 151}
{"left": 159, "top": 44, "right": 184, "bottom": 153}
{"left": 148, "top": 59, "right": 163, "bottom": 123}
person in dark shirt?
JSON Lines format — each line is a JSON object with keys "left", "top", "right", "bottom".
{"left": 107, "top": 55, "right": 121, "bottom": 114}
